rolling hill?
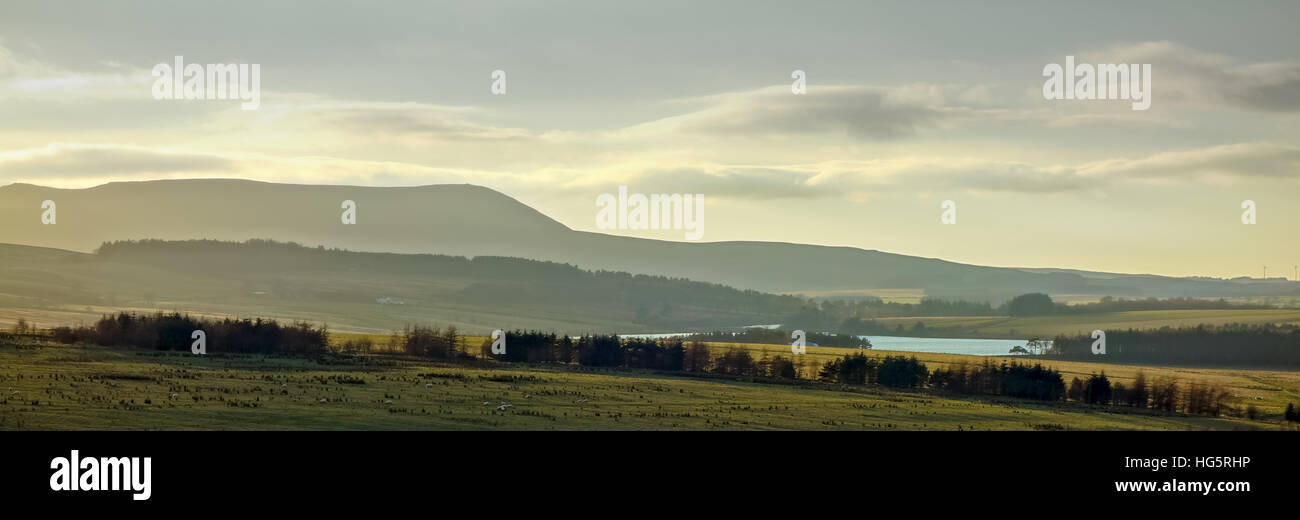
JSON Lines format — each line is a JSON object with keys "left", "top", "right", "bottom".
{"left": 0, "top": 239, "right": 826, "bottom": 334}
{"left": 2, "top": 178, "right": 1296, "bottom": 303}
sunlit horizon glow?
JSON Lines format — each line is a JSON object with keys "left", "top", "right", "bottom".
{"left": 1, "top": 2, "right": 1297, "bottom": 280}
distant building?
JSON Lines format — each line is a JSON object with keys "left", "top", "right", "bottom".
{"left": 376, "top": 296, "right": 405, "bottom": 305}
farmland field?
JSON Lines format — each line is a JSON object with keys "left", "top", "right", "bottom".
{"left": 872, "top": 309, "right": 1300, "bottom": 338}
{"left": 2, "top": 336, "right": 1294, "bottom": 431}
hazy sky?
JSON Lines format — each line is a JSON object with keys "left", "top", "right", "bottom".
{"left": 1, "top": 1, "right": 1297, "bottom": 278}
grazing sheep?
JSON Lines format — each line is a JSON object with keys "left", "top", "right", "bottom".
{"left": 170, "top": 393, "right": 178, "bottom": 399}
{"left": 384, "top": 399, "right": 394, "bottom": 405}
{"left": 497, "top": 403, "right": 513, "bottom": 411}
{"left": 482, "top": 401, "right": 490, "bottom": 405}
{"left": 318, "top": 398, "right": 328, "bottom": 404}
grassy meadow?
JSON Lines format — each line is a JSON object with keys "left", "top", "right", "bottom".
{"left": 871, "top": 308, "right": 1300, "bottom": 338}
{"left": 2, "top": 334, "right": 1295, "bottom": 431}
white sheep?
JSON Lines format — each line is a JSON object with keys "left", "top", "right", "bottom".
{"left": 497, "top": 403, "right": 513, "bottom": 411}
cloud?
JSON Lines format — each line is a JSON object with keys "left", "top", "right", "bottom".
{"left": 611, "top": 83, "right": 1031, "bottom": 142}
{"left": 0, "top": 144, "right": 233, "bottom": 179}
{"left": 0, "top": 45, "right": 59, "bottom": 78}
{"left": 4, "top": 134, "right": 1294, "bottom": 203}
{"left": 622, "top": 80, "right": 1182, "bottom": 141}
{"left": 0, "top": 143, "right": 476, "bottom": 187}
{"left": 671, "top": 85, "right": 944, "bottom": 140}
{"left": 546, "top": 157, "right": 1084, "bottom": 200}
{"left": 1085, "top": 41, "right": 1300, "bottom": 112}
{"left": 0, "top": 45, "right": 152, "bottom": 99}
{"left": 1077, "top": 142, "right": 1300, "bottom": 179}
{"left": 555, "top": 142, "right": 1299, "bottom": 200}
{"left": 311, "top": 103, "right": 534, "bottom": 142}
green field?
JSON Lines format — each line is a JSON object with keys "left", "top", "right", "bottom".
{"left": 2, "top": 336, "right": 1295, "bottom": 431}
{"left": 732, "top": 342, "right": 1300, "bottom": 419}
{"left": 873, "top": 309, "right": 1300, "bottom": 338}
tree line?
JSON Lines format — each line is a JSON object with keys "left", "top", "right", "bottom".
{"left": 819, "top": 293, "right": 1275, "bottom": 323}
{"left": 1048, "top": 323, "right": 1300, "bottom": 367}
{"left": 680, "top": 328, "right": 870, "bottom": 349}
{"left": 50, "top": 312, "right": 329, "bottom": 354}
{"left": 1002, "top": 293, "right": 1276, "bottom": 317}
{"left": 1063, "top": 371, "right": 1244, "bottom": 418}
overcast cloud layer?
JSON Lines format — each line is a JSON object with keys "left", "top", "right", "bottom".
{"left": 0, "top": 1, "right": 1296, "bottom": 279}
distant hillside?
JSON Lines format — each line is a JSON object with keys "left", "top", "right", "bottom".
{"left": 2, "top": 179, "right": 1296, "bottom": 303}
{"left": 0, "top": 239, "right": 826, "bottom": 334}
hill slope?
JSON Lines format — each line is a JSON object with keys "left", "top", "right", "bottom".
{"left": 3, "top": 179, "right": 1296, "bottom": 303}
{"left": 0, "top": 239, "right": 822, "bottom": 334}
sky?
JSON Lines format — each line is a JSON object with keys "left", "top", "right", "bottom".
{"left": 1, "top": 0, "right": 1297, "bottom": 279}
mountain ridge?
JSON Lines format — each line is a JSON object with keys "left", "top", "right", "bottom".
{"left": 2, "top": 178, "right": 1296, "bottom": 303}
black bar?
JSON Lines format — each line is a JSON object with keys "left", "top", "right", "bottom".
{"left": 1, "top": 431, "right": 1291, "bottom": 509}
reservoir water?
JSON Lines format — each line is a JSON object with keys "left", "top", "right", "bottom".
{"left": 617, "top": 333, "right": 1031, "bottom": 356}
{"left": 857, "top": 335, "right": 1030, "bottom": 356}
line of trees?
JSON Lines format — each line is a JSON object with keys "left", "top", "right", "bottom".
{"left": 1064, "top": 371, "right": 1237, "bottom": 416}
{"left": 50, "top": 312, "right": 329, "bottom": 354}
{"left": 395, "top": 325, "right": 464, "bottom": 360}
{"left": 929, "top": 360, "right": 1065, "bottom": 401}
{"left": 1060, "top": 296, "right": 1273, "bottom": 314}
{"left": 1066, "top": 369, "right": 1248, "bottom": 418}
{"left": 816, "top": 353, "right": 929, "bottom": 388}
{"left": 464, "top": 331, "right": 808, "bottom": 379}
{"left": 825, "top": 293, "right": 1277, "bottom": 322}
{"left": 1048, "top": 323, "right": 1300, "bottom": 367}
{"left": 680, "top": 328, "right": 870, "bottom": 349}
{"left": 816, "top": 297, "right": 998, "bottom": 319}
{"left": 1002, "top": 293, "right": 1275, "bottom": 318}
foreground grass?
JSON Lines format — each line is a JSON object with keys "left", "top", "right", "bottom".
{"left": 0, "top": 341, "right": 1286, "bottom": 431}
{"left": 342, "top": 333, "right": 1300, "bottom": 421}
{"left": 727, "top": 343, "right": 1300, "bottom": 421}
